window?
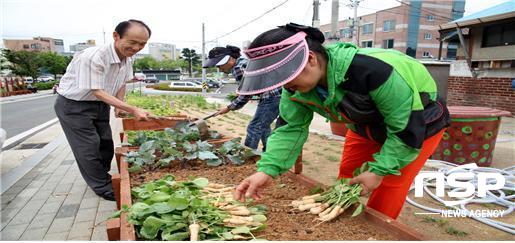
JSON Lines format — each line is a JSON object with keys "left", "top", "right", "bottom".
{"left": 174, "top": 82, "right": 185, "bottom": 86}
{"left": 23, "top": 44, "right": 29, "bottom": 49}
{"left": 30, "top": 43, "right": 41, "bottom": 50}
{"left": 361, "top": 41, "right": 373, "bottom": 48}
{"left": 186, "top": 83, "right": 193, "bottom": 87}
{"left": 324, "top": 31, "right": 330, "bottom": 38}
{"left": 424, "top": 33, "right": 432, "bottom": 40}
{"left": 340, "top": 28, "right": 351, "bottom": 38}
{"left": 482, "top": 22, "right": 515, "bottom": 47}
{"left": 383, "top": 39, "right": 394, "bottom": 49}
{"left": 427, "top": 15, "right": 435, "bottom": 21}
{"left": 362, "top": 23, "right": 373, "bottom": 35}
{"left": 383, "top": 20, "right": 396, "bottom": 32}
{"left": 423, "top": 51, "right": 432, "bottom": 57}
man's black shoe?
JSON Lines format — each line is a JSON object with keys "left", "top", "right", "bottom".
{"left": 101, "top": 191, "right": 116, "bottom": 201}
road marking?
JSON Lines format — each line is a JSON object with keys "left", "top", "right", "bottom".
{"left": 2, "top": 118, "right": 59, "bottom": 150}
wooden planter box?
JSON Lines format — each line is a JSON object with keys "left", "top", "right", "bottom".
{"left": 121, "top": 115, "right": 189, "bottom": 131}
{"left": 107, "top": 153, "right": 426, "bottom": 241}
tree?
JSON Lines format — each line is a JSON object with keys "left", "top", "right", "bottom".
{"left": 2, "top": 49, "right": 40, "bottom": 79}
{"left": 181, "top": 48, "right": 200, "bottom": 77}
{"left": 133, "top": 56, "right": 159, "bottom": 71}
{"left": 37, "top": 51, "right": 70, "bottom": 79}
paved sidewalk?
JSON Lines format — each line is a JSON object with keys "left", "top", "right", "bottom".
{"left": 0, "top": 120, "right": 119, "bottom": 240}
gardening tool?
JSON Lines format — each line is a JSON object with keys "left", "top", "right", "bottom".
{"left": 187, "top": 111, "right": 221, "bottom": 139}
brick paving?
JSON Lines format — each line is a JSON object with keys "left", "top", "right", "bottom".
{"left": 0, "top": 137, "right": 117, "bottom": 240}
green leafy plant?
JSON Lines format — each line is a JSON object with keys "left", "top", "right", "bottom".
{"left": 124, "top": 128, "right": 259, "bottom": 172}
{"left": 119, "top": 175, "right": 267, "bottom": 240}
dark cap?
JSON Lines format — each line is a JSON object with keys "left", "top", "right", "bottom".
{"left": 203, "top": 47, "right": 232, "bottom": 68}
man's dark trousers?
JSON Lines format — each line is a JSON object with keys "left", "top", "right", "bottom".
{"left": 54, "top": 95, "right": 114, "bottom": 196}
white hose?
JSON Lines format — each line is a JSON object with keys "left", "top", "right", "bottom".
{"left": 406, "top": 159, "right": 515, "bottom": 234}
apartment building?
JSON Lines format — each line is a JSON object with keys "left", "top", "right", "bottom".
{"left": 3, "top": 37, "right": 65, "bottom": 54}
{"left": 320, "top": 0, "right": 465, "bottom": 59}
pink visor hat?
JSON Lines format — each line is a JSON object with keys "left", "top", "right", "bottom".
{"left": 236, "top": 32, "right": 309, "bottom": 95}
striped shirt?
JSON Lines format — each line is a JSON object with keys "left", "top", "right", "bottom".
{"left": 57, "top": 43, "right": 133, "bottom": 101}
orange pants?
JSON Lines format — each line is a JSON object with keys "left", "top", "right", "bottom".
{"left": 338, "top": 129, "right": 445, "bottom": 219}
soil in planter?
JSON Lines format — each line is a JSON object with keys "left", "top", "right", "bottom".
{"left": 129, "top": 163, "right": 398, "bottom": 241}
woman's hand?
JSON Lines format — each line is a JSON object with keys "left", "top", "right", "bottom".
{"left": 349, "top": 171, "right": 383, "bottom": 196}
{"left": 217, "top": 107, "right": 231, "bottom": 115}
{"left": 234, "top": 172, "right": 273, "bottom": 202}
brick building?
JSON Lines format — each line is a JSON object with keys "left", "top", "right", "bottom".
{"left": 439, "top": 0, "right": 515, "bottom": 114}
{"left": 3, "top": 37, "right": 64, "bottom": 54}
{"left": 319, "top": 0, "right": 465, "bottom": 59}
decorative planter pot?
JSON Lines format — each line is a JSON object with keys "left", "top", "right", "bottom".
{"left": 432, "top": 106, "right": 511, "bottom": 167}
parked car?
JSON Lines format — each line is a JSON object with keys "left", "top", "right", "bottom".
{"left": 134, "top": 73, "right": 146, "bottom": 81}
{"left": 206, "top": 79, "right": 220, "bottom": 88}
{"left": 24, "top": 77, "right": 34, "bottom": 84}
{"left": 145, "top": 76, "right": 159, "bottom": 83}
{"left": 169, "top": 81, "right": 202, "bottom": 88}
{"left": 37, "top": 75, "right": 54, "bottom": 82}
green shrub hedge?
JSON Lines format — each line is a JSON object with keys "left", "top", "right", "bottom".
{"left": 34, "top": 81, "right": 59, "bottom": 90}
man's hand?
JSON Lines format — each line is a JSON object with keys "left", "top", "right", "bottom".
{"left": 234, "top": 172, "right": 273, "bottom": 202}
{"left": 115, "top": 108, "right": 129, "bottom": 117}
{"left": 349, "top": 171, "right": 383, "bottom": 196}
{"left": 132, "top": 108, "right": 151, "bottom": 121}
{"left": 217, "top": 107, "right": 231, "bottom": 115}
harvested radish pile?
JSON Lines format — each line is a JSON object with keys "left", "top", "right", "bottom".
{"left": 129, "top": 163, "right": 398, "bottom": 240}
{"left": 291, "top": 163, "right": 367, "bottom": 222}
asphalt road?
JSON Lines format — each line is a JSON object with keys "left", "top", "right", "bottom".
{"left": 0, "top": 82, "right": 239, "bottom": 140}
{"left": 1, "top": 95, "right": 57, "bottom": 139}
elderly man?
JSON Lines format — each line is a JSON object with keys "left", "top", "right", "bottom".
{"left": 54, "top": 19, "right": 152, "bottom": 201}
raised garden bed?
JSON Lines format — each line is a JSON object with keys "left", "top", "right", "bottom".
{"left": 108, "top": 155, "right": 425, "bottom": 240}
{"left": 122, "top": 116, "right": 189, "bottom": 131}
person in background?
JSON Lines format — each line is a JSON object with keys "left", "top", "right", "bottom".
{"left": 203, "top": 45, "right": 281, "bottom": 152}
{"left": 233, "top": 23, "right": 450, "bottom": 219}
{"left": 54, "top": 20, "right": 153, "bottom": 201}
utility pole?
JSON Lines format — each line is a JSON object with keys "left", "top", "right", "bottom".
{"left": 312, "top": 0, "right": 321, "bottom": 28}
{"left": 201, "top": 23, "right": 207, "bottom": 93}
{"left": 349, "top": 0, "right": 362, "bottom": 45}
{"left": 330, "top": 0, "right": 339, "bottom": 41}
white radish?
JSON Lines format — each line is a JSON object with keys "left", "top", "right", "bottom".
{"left": 318, "top": 205, "right": 334, "bottom": 217}
{"left": 298, "top": 203, "right": 321, "bottom": 211}
{"left": 223, "top": 218, "right": 250, "bottom": 225}
{"left": 189, "top": 223, "right": 200, "bottom": 241}
{"left": 229, "top": 208, "right": 251, "bottom": 216}
{"left": 310, "top": 203, "right": 330, "bottom": 214}
{"left": 291, "top": 198, "right": 316, "bottom": 207}
{"left": 302, "top": 193, "right": 321, "bottom": 200}
{"left": 207, "top": 183, "right": 226, "bottom": 189}
{"left": 319, "top": 205, "right": 343, "bottom": 221}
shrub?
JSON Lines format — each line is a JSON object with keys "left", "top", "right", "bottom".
{"left": 34, "top": 81, "right": 58, "bottom": 90}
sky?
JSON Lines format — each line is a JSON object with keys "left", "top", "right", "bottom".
{"left": 0, "top": 0, "right": 508, "bottom": 53}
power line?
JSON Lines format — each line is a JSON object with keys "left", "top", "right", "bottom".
{"left": 208, "top": 0, "right": 290, "bottom": 42}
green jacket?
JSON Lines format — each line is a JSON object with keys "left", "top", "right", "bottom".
{"left": 257, "top": 43, "right": 449, "bottom": 178}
